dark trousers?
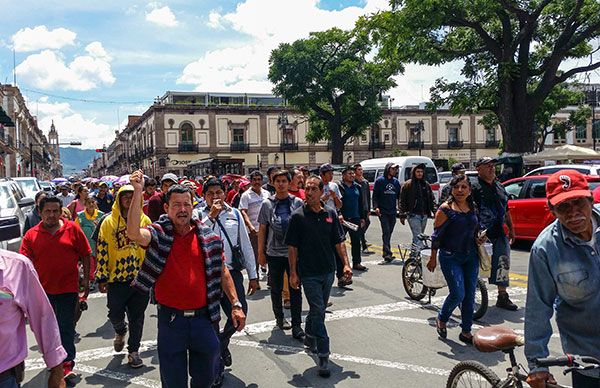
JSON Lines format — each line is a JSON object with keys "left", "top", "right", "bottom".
{"left": 249, "top": 232, "right": 260, "bottom": 278}
{"left": 47, "top": 292, "right": 78, "bottom": 363}
{"left": 379, "top": 213, "right": 397, "bottom": 258}
{"left": 573, "top": 372, "right": 600, "bottom": 388}
{"left": 360, "top": 215, "right": 371, "bottom": 249}
{"left": 219, "top": 269, "right": 248, "bottom": 353}
{"left": 345, "top": 217, "right": 362, "bottom": 265}
{"left": 157, "top": 307, "right": 220, "bottom": 388}
{"left": 302, "top": 272, "right": 334, "bottom": 357}
{"left": 107, "top": 281, "right": 149, "bottom": 353}
{"left": 266, "top": 256, "right": 302, "bottom": 327}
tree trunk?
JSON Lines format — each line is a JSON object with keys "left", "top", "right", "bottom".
{"left": 329, "top": 122, "right": 344, "bottom": 164}
{"left": 497, "top": 88, "right": 536, "bottom": 153}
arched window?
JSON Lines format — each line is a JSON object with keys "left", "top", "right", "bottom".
{"left": 181, "top": 123, "right": 193, "bottom": 144}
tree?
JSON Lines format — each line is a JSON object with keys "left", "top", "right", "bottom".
{"left": 364, "top": 0, "right": 600, "bottom": 153}
{"left": 268, "top": 28, "right": 402, "bottom": 164}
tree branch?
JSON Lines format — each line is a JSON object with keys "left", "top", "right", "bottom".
{"left": 555, "top": 61, "right": 600, "bottom": 84}
{"left": 447, "top": 16, "right": 502, "bottom": 59}
{"left": 309, "top": 102, "right": 334, "bottom": 121}
{"left": 497, "top": 0, "right": 528, "bottom": 22}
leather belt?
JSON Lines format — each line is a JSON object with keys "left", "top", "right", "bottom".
{"left": 158, "top": 304, "right": 208, "bottom": 318}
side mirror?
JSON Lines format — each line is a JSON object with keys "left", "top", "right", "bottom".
{"left": 0, "top": 216, "right": 21, "bottom": 241}
{"left": 18, "top": 197, "right": 35, "bottom": 208}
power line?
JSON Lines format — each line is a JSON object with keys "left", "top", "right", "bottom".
{"left": 21, "top": 88, "right": 153, "bottom": 105}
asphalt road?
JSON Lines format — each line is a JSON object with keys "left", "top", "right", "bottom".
{"left": 22, "top": 215, "right": 569, "bottom": 388}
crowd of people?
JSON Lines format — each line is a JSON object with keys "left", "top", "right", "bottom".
{"left": 0, "top": 158, "right": 598, "bottom": 388}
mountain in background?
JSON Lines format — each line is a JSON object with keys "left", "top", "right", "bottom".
{"left": 59, "top": 147, "right": 97, "bottom": 176}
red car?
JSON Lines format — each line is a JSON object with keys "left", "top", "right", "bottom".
{"left": 502, "top": 175, "right": 600, "bottom": 241}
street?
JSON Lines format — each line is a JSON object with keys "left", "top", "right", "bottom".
{"left": 22, "top": 215, "right": 567, "bottom": 388}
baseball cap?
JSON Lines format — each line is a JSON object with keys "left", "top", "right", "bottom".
{"left": 319, "top": 163, "right": 334, "bottom": 173}
{"left": 475, "top": 157, "right": 497, "bottom": 167}
{"left": 161, "top": 173, "right": 178, "bottom": 184}
{"left": 451, "top": 163, "right": 466, "bottom": 173}
{"left": 546, "top": 170, "right": 591, "bottom": 206}
{"left": 98, "top": 181, "right": 108, "bottom": 187}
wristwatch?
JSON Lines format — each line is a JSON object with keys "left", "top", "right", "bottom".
{"left": 232, "top": 301, "right": 243, "bottom": 310}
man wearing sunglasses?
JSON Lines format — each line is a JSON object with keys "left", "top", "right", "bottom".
{"left": 525, "top": 170, "right": 600, "bottom": 388}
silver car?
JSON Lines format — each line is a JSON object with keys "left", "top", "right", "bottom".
{"left": 0, "top": 181, "right": 34, "bottom": 252}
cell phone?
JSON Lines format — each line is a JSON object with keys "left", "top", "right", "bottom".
{"left": 478, "top": 229, "right": 487, "bottom": 239}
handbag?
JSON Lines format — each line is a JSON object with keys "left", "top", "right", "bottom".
{"left": 215, "top": 209, "right": 246, "bottom": 271}
{"left": 478, "top": 242, "right": 493, "bottom": 278}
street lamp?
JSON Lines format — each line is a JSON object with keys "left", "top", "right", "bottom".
{"left": 278, "top": 111, "right": 289, "bottom": 168}
{"left": 29, "top": 141, "right": 81, "bottom": 176}
{"left": 417, "top": 120, "right": 425, "bottom": 156}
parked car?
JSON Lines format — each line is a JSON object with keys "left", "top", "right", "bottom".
{"left": 0, "top": 181, "right": 34, "bottom": 252}
{"left": 39, "top": 180, "right": 55, "bottom": 193}
{"left": 11, "top": 176, "right": 43, "bottom": 199}
{"left": 440, "top": 170, "right": 479, "bottom": 193}
{"left": 524, "top": 164, "right": 600, "bottom": 177}
{"left": 503, "top": 174, "right": 600, "bottom": 241}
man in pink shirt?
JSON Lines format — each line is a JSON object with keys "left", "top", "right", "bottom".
{"left": 0, "top": 249, "right": 66, "bottom": 388}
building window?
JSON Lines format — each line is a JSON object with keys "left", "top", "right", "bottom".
{"left": 486, "top": 127, "right": 496, "bottom": 142}
{"left": 553, "top": 131, "right": 566, "bottom": 144}
{"left": 409, "top": 124, "right": 422, "bottom": 142}
{"left": 282, "top": 126, "right": 294, "bottom": 144}
{"left": 448, "top": 127, "right": 459, "bottom": 142}
{"left": 232, "top": 128, "right": 245, "bottom": 143}
{"left": 575, "top": 124, "right": 586, "bottom": 143}
{"left": 180, "top": 123, "right": 193, "bottom": 144}
{"left": 383, "top": 133, "right": 390, "bottom": 142}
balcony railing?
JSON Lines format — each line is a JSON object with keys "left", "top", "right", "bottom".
{"left": 178, "top": 143, "right": 198, "bottom": 153}
{"left": 485, "top": 139, "right": 500, "bottom": 148}
{"left": 368, "top": 141, "right": 386, "bottom": 150}
{"left": 230, "top": 142, "right": 250, "bottom": 152}
{"left": 408, "top": 140, "right": 424, "bottom": 149}
{"left": 447, "top": 140, "right": 464, "bottom": 149}
{"left": 280, "top": 142, "right": 298, "bottom": 151}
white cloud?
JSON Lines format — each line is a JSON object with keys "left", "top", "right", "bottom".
{"left": 146, "top": 6, "right": 179, "bottom": 27}
{"left": 180, "top": 0, "right": 389, "bottom": 93}
{"left": 12, "top": 25, "right": 76, "bottom": 52}
{"left": 16, "top": 48, "right": 115, "bottom": 91}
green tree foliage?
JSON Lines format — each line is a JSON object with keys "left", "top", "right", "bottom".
{"left": 268, "top": 28, "right": 402, "bottom": 164}
{"left": 363, "top": 0, "right": 600, "bottom": 153}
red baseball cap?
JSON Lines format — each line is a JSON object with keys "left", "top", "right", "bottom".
{"left": 546, "top": 170, "right": 591, "bottom": 206}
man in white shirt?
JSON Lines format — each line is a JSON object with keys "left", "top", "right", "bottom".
{"left": 239, "top": 170, "right": 271, "bottom": 279}
{"left": 56, "top": 184, "right": 75, "bottom": 208}
{"left": 319, "top": 164, "right": 342, "bottom": 211}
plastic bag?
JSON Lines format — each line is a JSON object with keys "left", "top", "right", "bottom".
{"left": 421, "top": 249, "right": 447, "bottom": 289}
{"left": 478, "top": 242, "right": 493, "bottom": 278}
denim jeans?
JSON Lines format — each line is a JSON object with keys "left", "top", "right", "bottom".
{"left": 379, "top": 213, "right": 397, "bottom": 258}
{"left": 0, "top": 374, "right": 18, "bottom": 388}
{"left": 302, "top": 272, "right": 335, "bottom": 357}
{"left": 266, "top": 256, "right": 302, "bottom": 327}
{"left": 47, "top": 292, "right": 78, "bottom": 362}
{"left": 219, "top": 269, "right": 248, "bottom": 355}
{"left": 345, "top": 217, "right": 362, "bottom": 265}
{"left": 489, "top": 235, "right": 511, "bottom": 287}
{"left": 572, "top": 371, "right": 600, "bottom": 387}
{"left": 438, "top": 247, "right": 479, "bottom": 333}
{"left": 157, "top": 307, "right": 220, "bottom": 388}
{"left": 360, "top": 215, "right": 371, "bottom": 249}
{"left": 408, "top": 214, "right": 428, "bottom": 258}
{"left": 107, "top": 281, "right": 150, "bottom": 353}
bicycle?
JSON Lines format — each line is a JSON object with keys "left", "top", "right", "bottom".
{"left": 446, "top": 325, "right": 600, "bottom": 388}
{"left": 401, "top": 234, "right": 489, "bottom": 320}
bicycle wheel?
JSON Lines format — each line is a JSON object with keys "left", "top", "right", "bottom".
{"left": 446, "top": 360, "right": 501, "bottom": 388}
{"left": 402, "top": 258, "right": 428, "bottom": 300}
{"left": 473, "top": 278, "right": 489, "bottom": 320}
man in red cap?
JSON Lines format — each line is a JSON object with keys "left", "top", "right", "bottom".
{"left": 525, "top": 170, "right": 600, "bottom": 388}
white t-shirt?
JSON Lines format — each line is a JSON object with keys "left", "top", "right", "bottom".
{"left": 322, "top": 181, "right": 342, "bottom": 210}
{"left": 239, "top": 188, "right": 270, "bottom": 230}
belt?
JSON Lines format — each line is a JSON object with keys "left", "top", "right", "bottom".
{"left": 158, "top": 304, "right": 209, "bottom": 318}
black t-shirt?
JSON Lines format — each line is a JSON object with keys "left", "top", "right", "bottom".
{"left": 285, "top": 204, "right": 345, "bottom": 277}
{"left": 471, "top": 177, "right": 508, "bottom": 238}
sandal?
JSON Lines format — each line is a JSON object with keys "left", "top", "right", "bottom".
{"left": 436, "top": 318, "right": 447, "bottom": 339}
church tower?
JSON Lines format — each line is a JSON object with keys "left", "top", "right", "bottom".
{"left": 48, "top": 120, "right": 62, "bottom": 176}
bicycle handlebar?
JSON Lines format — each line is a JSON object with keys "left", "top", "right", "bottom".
{"left": 535, "top": 354, "right": 600, "bottom": 369}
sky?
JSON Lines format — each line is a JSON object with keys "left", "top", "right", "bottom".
{"left": 1, "top": 0, "right": 598, "bottom": 149}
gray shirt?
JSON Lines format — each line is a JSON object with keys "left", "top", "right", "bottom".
{"left": 258, "top": 195, "right": 303, "bottom": 257}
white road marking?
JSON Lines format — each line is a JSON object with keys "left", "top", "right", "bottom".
{"left": 74, "top": 364, "right": 161, "bottom": 388}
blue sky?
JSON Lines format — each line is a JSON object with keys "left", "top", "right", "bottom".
{"left": 1, "top": 0, "right": 597, "bottom": 150}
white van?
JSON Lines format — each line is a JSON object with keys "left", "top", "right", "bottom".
{"left": 359, "top": 156, "right": 441, "bottom": 202}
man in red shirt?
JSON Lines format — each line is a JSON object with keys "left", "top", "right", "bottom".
{"left": 20, "top": 196, "right": 91, "bottom": 380}
{"left": 147, "top": 173, "right": 178, "bottom": 222}
{"left": 127, "top": 170, "right": 245, "bottom": 388}
{"left": 142, "top": 178, "right": 157, "bottom": 215}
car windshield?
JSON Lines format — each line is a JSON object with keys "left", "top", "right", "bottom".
{"left": 363, "top": 169, "right": 377, "bottom": 183}
{"left": 439, "top": 173, "right": 452, "bottom": 184}
{"left": 16, "top": 179, "right": 38, "bottom": 198}
{"left": 404, "top": 167, "right": 438, "bottom": 184}
{"left": 0, "top": 186, "right": 16, "bottom": 209}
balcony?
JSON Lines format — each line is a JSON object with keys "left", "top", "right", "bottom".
{"left": 230, "top": 142, "right": 250, "bottom": 152}
{"left": 408, "top": 140, "right": 424, "bottom": 149}
{"left": 447, "top": 140, "right": 464, "bottom": 149}
{"left": 280, "top": 142, "right": 298, "bottom": 151}
{"left": 485, "top": 139, "right": 500, "bottom": 148}
{"left": 368, "top": 141, "right": 386, "bottom": 150}
{"left": 178, "top": 142, "right": 199, "bottom": 153}
{"left": 146, "top": 147, "right": 154, "bottom": 156}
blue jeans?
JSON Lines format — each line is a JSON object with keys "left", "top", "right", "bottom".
{"left": 408, "top": 214, "right": 428, "bottom": 258}
{"left": 157, "top": 307, "right": 220, "bottom": 388}
{"left": 0, "top": 374, "right": 18, "bottom": 388}
{"left": 302, "top": 272, "right": 335, "bottom": 357}
{"left": 489, "top": 235, "right": 510, "bottom": 287}
{"left": 438, "top": 247, "right": 479, "bottom": 333}
{"left": 379, "top": 213, "right": 397, "bottom": 257}
{"left": 47, "top": 292, "right": 78, "bottom": 363}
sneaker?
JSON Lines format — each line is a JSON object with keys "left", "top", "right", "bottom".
{"left": 114, "top": 332, "right": 127, "bottom": 352}
{"left": 128, "top": 352, "right": 143, "bottom": 368}
{"left": 63, "top": 361, "right": 76, "bottom": 380}
{"left": 362, "top": 248, "right": 374, "bottom": 254}
{"left": 292, "top": 325, "right": 305, "bottom": 340}
{"left": 337, "top": 276, "right": 353, "bottom": 288}
{"left": 352, "top": 264, "right": 368, "bottom": 271}
{"left": 222, "top": 347, "right": 232, "bottom": 367}
{"left": 318, "top": 356, "right": 331, "bottom": 378}
{"left": 496, "top": 292, "right": 518, "bottom": 311}
{"left": 383, "top": 256, "right": 393, "bottom": 263}
{"left": 276, "top": 318, "right": 292, "bottom": 330}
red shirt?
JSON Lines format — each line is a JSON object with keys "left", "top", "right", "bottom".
{"left": 20, "top": 219, "right": 91, "bottom": 294}
{"left": 147, "top": 192, "right": 165, "bottom": 222}
{"left": 154, "top": 227, "right": 207, "bottom": 310}
{"left": 289, "top": 188, "right": 306, "bottom": 200}
{"left": 143, "top": 191, "right": 154, "bottom": 215}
